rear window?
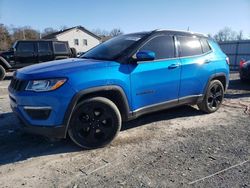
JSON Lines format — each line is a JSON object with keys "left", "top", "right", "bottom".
{"left": 53, "top": 42, "right": 68, "bottom": 53}
{"left": 178, "top": 36, "right": 203, "bottom": 57}
{"left": 17, "top": 42, "right": 34, "bottom": 52}
{"left": 200, "top": 38, "right": 211, "bottom": 53}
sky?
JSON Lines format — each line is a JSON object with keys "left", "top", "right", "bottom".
{"left": 0, "top": 0, "right": 249, "bottom": 36}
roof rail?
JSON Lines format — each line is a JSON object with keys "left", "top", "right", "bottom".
{"left": 153, "top": 29, "right": 208, "bottom": 37}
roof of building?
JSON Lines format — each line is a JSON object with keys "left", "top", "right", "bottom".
{"left": 42, "top": 26, "right": 101, "bottom": 40}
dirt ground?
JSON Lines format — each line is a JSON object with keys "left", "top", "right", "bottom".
{"left": 0, "top": 72, "right": 249, "bottom": 188}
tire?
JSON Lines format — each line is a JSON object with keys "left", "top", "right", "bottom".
{"left": 70, "top": 48, "right": 77, "bottom": 58}
{"left": 198, "top": 80, "right": 224, "bottom": 113}
{"left": 0, "top": 65, "right": 6, "bottom": 81}
{"left": 68, "top": 97, "right": 121, "bottom": 149}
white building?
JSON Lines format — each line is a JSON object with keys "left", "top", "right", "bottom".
{"left": 43, "top": 26, "right": 101, "bottom": 53}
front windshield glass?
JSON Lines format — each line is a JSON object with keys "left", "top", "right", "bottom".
{"left": 81, "top": 33, "right": 146, "bottom": 61}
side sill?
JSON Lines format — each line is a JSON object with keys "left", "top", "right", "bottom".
{"left": 130, "top": 95, "right": 203, "bottom": 119}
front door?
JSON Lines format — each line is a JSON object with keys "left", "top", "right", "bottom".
{"left": 129, "top": 35, "right": 181, "bottom": 111}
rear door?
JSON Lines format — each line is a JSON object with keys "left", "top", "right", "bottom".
{"left": 14, "top": 41, "right": 37, "bottom": 68}
{"left": 37, "top": 41, "right": 53, "bottom": 62}
{"left": 177, "top": 36, "right": 215, "bottom": 98}
{"left": 129, "top": 35, "right": 181, "bottom": 111}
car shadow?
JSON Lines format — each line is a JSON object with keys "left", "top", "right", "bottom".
{"left": 228, "top": 79, "right": 250, "bottom": 91}
{"left": 0, "top": 105, "right": 204, "bottom": 166}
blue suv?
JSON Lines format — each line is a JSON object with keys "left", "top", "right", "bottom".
{"left": 8, "top": 30, "right": 230, "bottom": 149}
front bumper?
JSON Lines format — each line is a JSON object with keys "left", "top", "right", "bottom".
{"left": 9, "top": 82, "right": 76, "bottom": 138}
{"left": 16, "top": 111, "right": 66, "bottom": 138}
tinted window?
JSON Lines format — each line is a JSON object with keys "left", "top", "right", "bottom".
{"left": 17, "top": 42, "right": 34, "bottom": 52}
{"left": 178, "top": 36, "right": 202, "bottom": 57}
{"left": 38, "top": 42, "right": 51, "bottom": 52}
{"left": 82, "top": 33, "right": 146, "bottom": 60}
{"left": 140, "top": 35, "right": 175, "bottom": 60}
{"left": 54, "top": 42, "right": 68, "bottom": 53}
{"left": 200, "top": 38, "right": 211, "bottom": 53}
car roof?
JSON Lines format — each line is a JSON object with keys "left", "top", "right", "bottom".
{"left": 127, "top": 29, "right": 208, "bottom": 39}
{"left": 153, "top": 29, "right": 208, "bottom": 38}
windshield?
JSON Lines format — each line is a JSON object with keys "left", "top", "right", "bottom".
{"left": 81, "top": 33, "right": 147, "bottom": 61}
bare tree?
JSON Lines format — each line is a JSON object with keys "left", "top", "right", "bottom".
{"left": 92, "top": 28, "right": 109, "bottom": 37}
{"left": 0, "top": 24, "right": 11, "bottom": 50}
{"left": 109, "top": 28, "right": 123, "bottom": 37}
{"left": 236, "top": 30, "right": 244, "bottom": 40}
{"left": 213, "top": 27, "right": 238, "bottom": 42}
{"left": 11, "top": 26, "right": 39, "bottom": 41}
{"left": 42, "top": 27, "right": 58, "bottom": 37}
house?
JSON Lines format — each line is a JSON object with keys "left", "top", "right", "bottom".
{"left": 43, "top": 26, "right": 101, "bottom": 53}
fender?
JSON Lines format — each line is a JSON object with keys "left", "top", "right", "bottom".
{"left": 62, "top": 85, "right": 131, "bottom": 138}
{"left": 0, "top": 56, "right": 11, "bottom": 69}
{"left": 198, "top": 72, "right": 228, "bottom": 102}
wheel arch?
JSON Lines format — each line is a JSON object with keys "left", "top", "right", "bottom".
{"left": 63, "top": 85, "right": 131, "bottom": 137}
{"left": 205, "top": 73, "right": 227, "bottom": 93}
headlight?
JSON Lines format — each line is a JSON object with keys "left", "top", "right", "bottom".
{"left": 25, "top": 78, "right": 67, "bottom": 92}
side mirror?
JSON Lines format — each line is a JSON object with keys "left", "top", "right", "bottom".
{"left": 135, "top": 50, "right": 155, "bottom": 62}
{"left": 9, "top": 47, "right": 15, "bottom": 52}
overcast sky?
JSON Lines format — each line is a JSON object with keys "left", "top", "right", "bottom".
{"left": 0, "top": 0, "right": 249, "bottom": 36}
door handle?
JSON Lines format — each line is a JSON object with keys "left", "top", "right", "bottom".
{"left": 168, "top": 63, "right": 180, "bottom": 69}
{"left": 204, "top": 59, "right": 211, "bottom": 64}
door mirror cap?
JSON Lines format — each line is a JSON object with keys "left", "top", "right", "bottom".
{"left": 135, "top": 50, "right": 155, "bottom": 62}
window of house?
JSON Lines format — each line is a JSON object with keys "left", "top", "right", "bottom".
{"left": 178, "top": 36, "right": 203, "bottom": 57}
{"left": 139, "top": 35, "right": 175, "bottom": 60}
{"left": 83, "top": 39, "right": 88, "bottom": 46}
{"left": 74, "top": 39, "right": 79, "bottom": 46}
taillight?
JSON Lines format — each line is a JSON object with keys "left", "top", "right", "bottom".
{"left": 239, "top": 59, "right": 246, "bottom": 68}
{"left": 226, "top": 57, "right": 230, "bottom": 65}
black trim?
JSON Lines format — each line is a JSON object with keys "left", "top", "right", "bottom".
{"left": 131, "top": 95, "right": 202, "bottom": 119}
{"left": 204, "top": 73, "right": 228, "bottom": 95}
{"left": 62, "top": 85, "right": 131, "bottom": 137}
{"left": 12, "top": 108, "right": 65, "bottom": 138}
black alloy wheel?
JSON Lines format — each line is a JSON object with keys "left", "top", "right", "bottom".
{"left": 198, "top": 80, "right": 224, "bottom": 113}
{"left": 68, "top": 97, "right": 121, "bottom": 149}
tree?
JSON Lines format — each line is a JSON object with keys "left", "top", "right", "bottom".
{"left": 213, "top": 27, "right": 237, "bottom": 42}
{"left": 11, "top": 26, "right": 40, "bottom": 41}
{"left": 236, "top": 30, "right": 244, "bottom": 40}
{"left": 42, "top": 27, "right": 58, "bottom": 37}
{"left": 0, "top": 24, "right": 11, "bottom": 50}
{"left": 92, "top": 28, "right": 109, "bottom": 37}
{"left": 109, "top": 28, "right": 123, "bottom": 37}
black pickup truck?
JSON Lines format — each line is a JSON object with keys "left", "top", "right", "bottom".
{"left": 0, "top": 40, "right": 76, "bottom": 80}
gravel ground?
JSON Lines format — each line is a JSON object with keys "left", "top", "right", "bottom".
{"left": 0, "top": 72, "right": 249, "bottom": 188}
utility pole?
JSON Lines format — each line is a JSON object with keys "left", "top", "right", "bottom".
{"left": 22, "top": 29, "right": 25, "bottom": 40}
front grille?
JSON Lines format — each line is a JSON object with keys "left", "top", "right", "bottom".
{"left": 9, "top": 78, "right": 27, "bottom": 92}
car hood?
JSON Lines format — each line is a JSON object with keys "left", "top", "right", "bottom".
{"left": 16, "top": 58, "right": 117, "bottom": 80}
{"left": 0, "top": 50, "right": 14, "bottom": 58}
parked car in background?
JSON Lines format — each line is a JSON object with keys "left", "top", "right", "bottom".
{"left": 239, "top": 59, "right": 250, "bottom": 81}
{"left": 9, "top": 30, "right": 229, "bottom": 149}
{"left": 0, "top": 40, "right": 77, "bottom": 80}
